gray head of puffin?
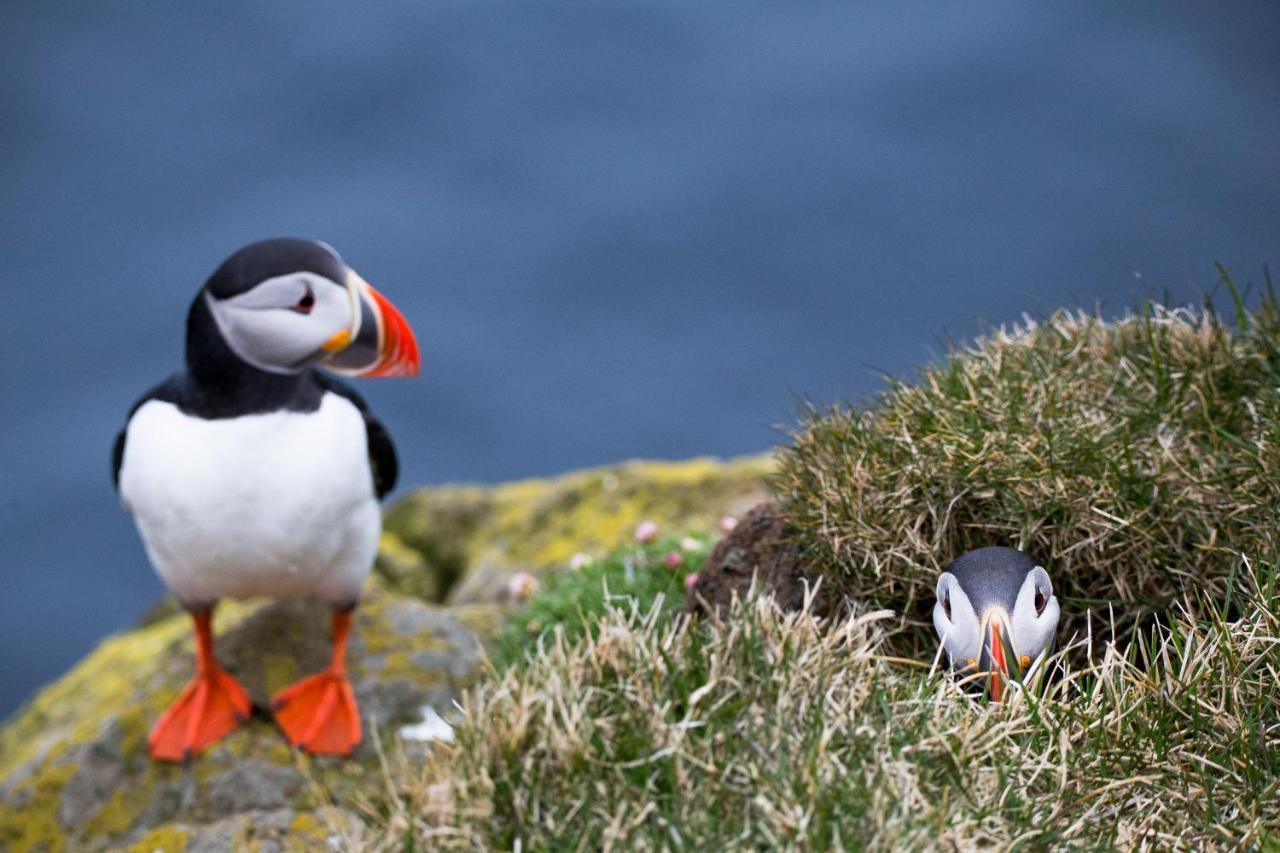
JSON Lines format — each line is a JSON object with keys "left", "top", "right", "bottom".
{"left": 932, "top": 546, "right": 1060, "bottom": 701}
{"left": 192, "top": 237, "right": 420, "bottom": 380}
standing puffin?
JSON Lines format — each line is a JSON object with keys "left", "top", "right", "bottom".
{"left": 113, "top": 238, "right": 420, "bottom": 761}
{"left": 932, "top": 546, "right": 1060, "bottom": 700}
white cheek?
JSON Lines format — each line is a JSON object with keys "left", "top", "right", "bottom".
{"left": 218, "top": 307, "right": 326, "bottom": 370}
{"left": 209, "top": 284, "right": 353, "bottom": 373}
{"left": 1011, "top": 596, "right": 1059, "bottom": 662}
{"left": 311, "top": 283, "right": 353, "bottom": 335}
{"left": 933, "top": 577, "right": 981, "bottom": 667}
{"left": 944, "top": 613, "right": 981, "bottom": 666}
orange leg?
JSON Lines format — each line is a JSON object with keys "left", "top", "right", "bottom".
{"left": 148, "top": 610, "right": 251, "bottom": 762}
{"left": 271, "top": 609, "right": 362, "bottom": 756}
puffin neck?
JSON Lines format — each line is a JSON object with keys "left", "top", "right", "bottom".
{"left": 183, "top": 291, "right": 320, "bottom": 416}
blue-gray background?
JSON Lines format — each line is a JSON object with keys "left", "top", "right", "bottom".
{"left": 2, "top": 2, "right": 1277, "bottom": 716}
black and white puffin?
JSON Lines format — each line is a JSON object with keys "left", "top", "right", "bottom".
{"left": 112, "top": 238, "right": 420, "bottom": 761}
{"left": 932, "top": 546, "right": 1060, "bottom": 700}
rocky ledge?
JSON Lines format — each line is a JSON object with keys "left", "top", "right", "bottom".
{"left": 0, "top": 455, "right": 771, "bottom": 852}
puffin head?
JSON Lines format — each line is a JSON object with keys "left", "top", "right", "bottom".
{"left": 196, "top": 238, "right": 420, "bottom": 378}
{"left": 932, "top": 546, "right": 1060, "bottom": 701}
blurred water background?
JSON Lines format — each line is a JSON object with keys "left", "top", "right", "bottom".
{"left": 2, "top": 2, "right": 1278, "bottom": 715}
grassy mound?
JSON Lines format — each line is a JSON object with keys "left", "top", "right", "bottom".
{"left": 372, "top": 563, "right": 1280, "bottom": 848}
{"left": 490, "top": 530, "right": 713, "bottom": 670}
{"left": 776, "top": 297, "right": 1280, "bottom": 649}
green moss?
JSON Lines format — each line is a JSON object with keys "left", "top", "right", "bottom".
{"left": 492, "top": 532, "right": 713, "bottom": 670}
{"left": 129, "top": 825, "right": 189, "bottom": 852}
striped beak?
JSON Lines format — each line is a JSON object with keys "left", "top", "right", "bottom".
{"left": 982, "top": 609, "right": 1014, "bottom": 702}
{"left": 323, "top": 270, "right": 421, "bottom": 378}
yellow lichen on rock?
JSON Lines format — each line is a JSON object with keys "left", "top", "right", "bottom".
{"left": 128, "top": 825, "right": 189, "bottom": 852}
{"left": 384, "top": 454, "right": 773, "bottom": 603}
{"left": 0, "top": 453, "right": 771, "bottom": 850}
{"left": 0, "top": 580, "right": 495, "bottom": 851}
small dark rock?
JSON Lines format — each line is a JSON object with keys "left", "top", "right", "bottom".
{"left": 685, "top": 502, "right": 827, "bottom": 617}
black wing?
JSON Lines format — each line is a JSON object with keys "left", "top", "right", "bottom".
{"left": 112, "top": 429, "right": 126, "bottom": 490}
{"left": 316, "top": 374, "right": 399, "bottom": 499}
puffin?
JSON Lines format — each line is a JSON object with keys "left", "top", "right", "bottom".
{"left": 932, "top": 546, "right": 1060, "bottom": 700}
{"left": 112, "top": 238, "right": 420, "bottom": 761}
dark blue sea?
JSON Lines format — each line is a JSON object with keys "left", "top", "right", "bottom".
{"left": 2, "top": 2, "right": 1278, "bottom": 716}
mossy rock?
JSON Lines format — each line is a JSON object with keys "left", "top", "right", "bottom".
{"left": 382, "top": 454, "right": 773, "bottom": 604}
{"left": 0, "top": 579, "right": 497, "bottom": 852}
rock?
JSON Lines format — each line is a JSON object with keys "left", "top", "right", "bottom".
{"left": 685, "top": 502, "right": 827, "bottom": 617}
{"left": 373, "top": 530, "right": 443, "bottom": 604}
{"left": 128, "top": 806, "right": 364, "bottom": 852}
{"left": 0, "top": 580, "right": 497, "bottom": 852}
{"left": 383, "top": 455, "right": 774, "bottom": 604}
{"left": 0, "top": 455, "right": 774, "bottom": 850}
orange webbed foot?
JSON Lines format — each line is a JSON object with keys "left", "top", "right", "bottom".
{"left": 272, "top": 609, "right": 362, "bottom": 756}
{"left": 148, "top": 666, "right": 251, "bottom": 762}
{"left": 148, "top": 609, "right": 250, "bottom": 762}
{"left": 271, "top": 669, "right": 362, "bottom": 755}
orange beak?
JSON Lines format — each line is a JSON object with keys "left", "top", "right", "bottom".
{"left": 988, "top": 618, "right": 1008, "bottom": 702}
{"left": 361, "top": 283, "right": 421, "bottom": 378}
{"left": 324, "top": 272, "right": 421, "bottom": 378}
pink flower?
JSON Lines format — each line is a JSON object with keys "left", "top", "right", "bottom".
{"left": 634, "top": 521, "right": 660, "bottom": 543}
{"left": 506, "top": 572, "right": 539, "bottom": 603}
{"left": 568, "top": 552, "right": 592, "bottom": 571}
{"left": 684, "top": 573, "right": 699, "bottom": 592}
{"left": 718, "top": 515, "right": 738, "bottom": 534}
{"left": 663, "top": 551, "right": 684, "bottom": 569}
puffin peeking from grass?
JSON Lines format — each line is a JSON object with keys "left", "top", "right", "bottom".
{"left": 932, "top": 546, "right": 1060, "bottom": 700}
{"left": 113, "top": 238, "right": 420, "bottom": 761}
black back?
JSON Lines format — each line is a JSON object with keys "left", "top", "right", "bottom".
{"left": 942, "top": 546, "right": 1037, "bottom": 615}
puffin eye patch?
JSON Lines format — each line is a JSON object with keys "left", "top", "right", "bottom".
{"left": 1034, "top": 587, "right": 1047, "bottom": 616}
{"left": 942, "top": 591, "right": 952, "bottom": 621}
{"left": 292, "top": 284, "right": 316, "bottom": 314}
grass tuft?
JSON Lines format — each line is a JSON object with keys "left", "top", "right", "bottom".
{"left": 491, "top": 533, "right": 713, "bottom": 671}
{"left": 358, "top": 292, "right": 1280, "bottom": 847}
{"left": 776, "top": 298, "right": 1280, "bottom": 651}
{"left": 370, "top": 557, "right": 1280, "bottom": 848}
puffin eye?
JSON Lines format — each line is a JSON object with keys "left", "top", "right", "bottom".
{"left": 1034, "top": 588, "right": 1047, "bottom": 616}
{"left": 292, "top": 284, "right": 316, "bottom": 314}
{"left": 942, "top": 591, "right": 952, "bottom": 622}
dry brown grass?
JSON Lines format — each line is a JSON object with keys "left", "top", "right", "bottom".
{"left": 346, "top": 293, "right": 1280, "bottom": 849}
{"left": 359, "top": 562, "right": 1279, "bottom": 850}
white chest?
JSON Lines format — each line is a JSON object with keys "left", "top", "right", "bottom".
{"left": 119, "top": 393, "right": 381, "bottom": 606}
